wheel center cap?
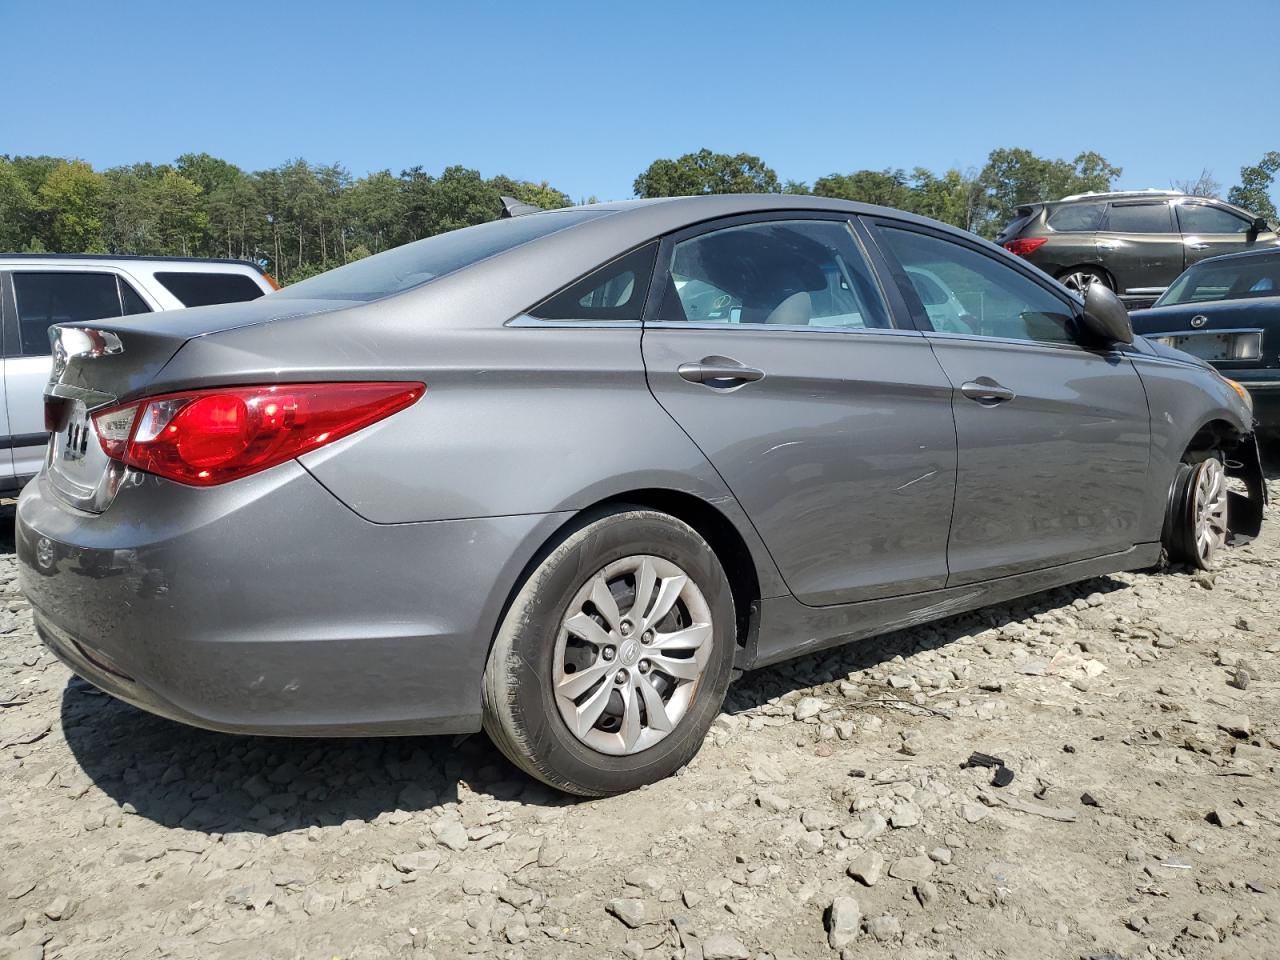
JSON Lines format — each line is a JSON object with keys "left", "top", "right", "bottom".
{"left": 618, "top": 639, "right": 641, "bottom": 666}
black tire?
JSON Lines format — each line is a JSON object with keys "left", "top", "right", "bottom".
{"left": 482, "top": 508, "right": 736, "bottom": 796}
{"left": 1057, "top": 266, "right": 1113, "bottom": 296}
{"left": 1163, "top": 455, "right": 1225, "bottom": 570}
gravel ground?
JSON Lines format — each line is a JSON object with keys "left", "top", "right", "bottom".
{"left": 2, "top": 475, "right": 1278, "bottom": 960}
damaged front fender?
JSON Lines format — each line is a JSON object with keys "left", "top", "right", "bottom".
{"left": 1226, "top": 433, "right": 1267, "bottom": 543}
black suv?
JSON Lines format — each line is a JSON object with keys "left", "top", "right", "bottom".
{"left": 996, "top": 190, "right": 1278, "bottom": 308}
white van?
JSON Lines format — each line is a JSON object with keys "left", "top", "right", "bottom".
{"left": 0, "top": 255, "right": 277, "bottom": 493}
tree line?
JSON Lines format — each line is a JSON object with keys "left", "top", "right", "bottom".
{"left": 2, "top": 147, "right": 1276, "bottom": 281}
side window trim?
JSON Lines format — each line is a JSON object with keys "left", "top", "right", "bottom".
{"left": 641, "top": 212, "right": 916, "bottom": 335}
{"left": 10, "top": 270, "right": 126, "bottom": 358}
{"left": 860, "top": 216, "right": 1095, "bottom": 352}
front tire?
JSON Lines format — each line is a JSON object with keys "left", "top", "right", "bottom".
{"left": 1164, "top": 456, "right": 1229, "bottom": 569}
{"left": 482, "top": 508, "right": 736, "bottom": 796}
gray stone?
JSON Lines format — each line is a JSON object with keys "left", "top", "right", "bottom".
{"left": 1218, "top": 714, "right": 1252, "bottom": 738}
{"left": 794, "top": 697, "right": 827, "bottom": 721}
{"left": 866, "top": 913, "right": 902, "bottom": 942}
{"left": 43, "top": 895, "right": 74, "bottom": 921}
{"left": 703, "top": 932, "right": 750, "bottom": 959}
{"left": 889, "top": 800, "right": 921, "bottom": 828}
{"left": 889, "top": 856, "right": 935, "bottom": 882}
{"left": 800, "top": 808, "right": 838, "bottom": 831}
{"left": 756, "top": 791, "right": 791, "bottom": 813}
{"left": 847, "top": 850, "right": 883, "bottom": 886}
{"left": 607, "top": 898, "right": 648, "bottom": 929}
{"left": 826, "top": 896, "right": 862, "bottom": 949}
{"left": 431, "top": 818, "right": 469, "bottom": 851}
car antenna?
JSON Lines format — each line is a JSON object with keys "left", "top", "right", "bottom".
{"left": 500, "top": 196, "right": 542, "bottom": 218}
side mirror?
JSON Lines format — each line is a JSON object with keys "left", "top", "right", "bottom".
{"left": 1080, "top": 282, "right": 1133, "bottom": 345}
{"left": 1248, "top": 216, "right": 1268, "bottom": 243}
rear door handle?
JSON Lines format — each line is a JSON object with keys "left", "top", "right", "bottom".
{"left": 961, "top": 378, "right": 1016, "bottom": 405}
{"left": 677, "top": 356, "right": 765, "bottom": 385}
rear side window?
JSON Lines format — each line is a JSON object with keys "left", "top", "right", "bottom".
{"left": 154, "top": 271, "right": 265, "bottom": 307}
{"left": 1175, "top": 203, "right": 1251, "bottom": 235}
{"left": 529, "top": 243, "right": 658, "bottom": 321}
{"left": 275, "top": 209, "right": 608, "bottom": 302}
{"left": 1105, "top": 203, "right": 1173, "bottom": 234}
{"left": 996, "top": 207, "right": 1037, "bottom": 243}
{"left": 10, "top": 272, "right": 130, "bottom": 356}
{"left": 1048, "top": 202, "right": 1105, "bottom": 232}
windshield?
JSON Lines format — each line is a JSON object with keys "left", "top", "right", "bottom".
{"left": 1158, "top": 255, "right": 1280, "bottom": 306}
{"left": 274, "top": 208, "right": 608, "bottom": 301}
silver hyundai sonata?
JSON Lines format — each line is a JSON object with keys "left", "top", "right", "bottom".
{"left": 16, "top": 195, "right": 1266, "bottom": 795}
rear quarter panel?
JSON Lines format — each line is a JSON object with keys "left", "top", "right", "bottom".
{"left": 156, "top": 310, "right": 788, "bottom": 599}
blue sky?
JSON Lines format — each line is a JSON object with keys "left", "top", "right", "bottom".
{"left": 3, "top": 0, "right": 1278, "bottom": 203}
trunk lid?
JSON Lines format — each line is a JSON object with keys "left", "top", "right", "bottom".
{"left": 44, "top": 297, "right": 351, "bottom": 512}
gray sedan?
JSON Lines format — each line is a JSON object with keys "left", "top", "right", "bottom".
{"left": 17, "top": 195, "right": 1266, "bottom": 795}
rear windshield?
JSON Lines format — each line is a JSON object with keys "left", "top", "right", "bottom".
{"left": 996, "top": 207, "right": 1037, "bottom": 242}
{"left": 1158, "top": 255, "right": 1280, "bottom": 306}
{"left": 274, "top": 209, "right": 608, "bottom": 302}
{"left": 155, "top": 271, "right": 266, "bottom": 307}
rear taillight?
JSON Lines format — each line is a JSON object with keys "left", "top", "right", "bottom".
{"left": 1003, "top": 237, "right": 1048, "bottom": 258}
{"left": 91, "top": 382, "right": 423, "bottom": 486}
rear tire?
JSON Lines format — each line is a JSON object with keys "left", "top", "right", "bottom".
{"left": 482, "top": 508, "right": 736, "bottom": 796}
{"left": 1058, "top": 267, "right": 1112, "bottom": 297}
{"left": 1163, "top": 455, "right": 1229, "bottom": 570}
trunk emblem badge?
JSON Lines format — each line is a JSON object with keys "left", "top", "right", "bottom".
{"left": 35, "top": 537, "right": 55, "bottom": 570}
{"left": 1190, "top": 315, "right": 1208, "bottom": 328}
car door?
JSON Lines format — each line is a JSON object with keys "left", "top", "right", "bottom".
{"left": 4, "top": 269, "right": 150, "bottom": 480}
{"left": 0, "top": 273, "right": 18, "bottom": 485}
{"left": 641, "top": 214, "right": 957, "bottom": 606}
{"left": 1175, "top": 200, "right": 1258, "bottom": 268}
{"left": 1099, "top": 200, "right": 1182, "bottom": 299}
{"left": 865, "top": 219, "right": 1152, "bottom": 585}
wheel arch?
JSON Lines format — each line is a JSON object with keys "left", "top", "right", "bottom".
{"left": 1173, "top": 416, "right": 1265, "bottom": 542}
{"left": 487, "top": 488, "right": 767, "bottom": 666}
{"left": 1056, "top": 263, "right": 1116, "bottom": 290}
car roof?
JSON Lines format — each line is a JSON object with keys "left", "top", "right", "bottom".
{"left": 0, "top": 253, "right": 268, "bottom": 273}
{"left": 1189, "top": 245, "right": 1280, "bottom": 267}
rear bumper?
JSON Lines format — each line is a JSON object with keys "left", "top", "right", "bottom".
{"left": 17, "top": 463, "right": 570, "bottom": 736}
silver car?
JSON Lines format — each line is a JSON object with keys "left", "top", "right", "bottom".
{"left": 16, "top": 196, "right": 1266, "bottom": 796}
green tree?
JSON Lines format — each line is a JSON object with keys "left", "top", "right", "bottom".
{"left": 813, "top": 168, "right": 913, "bottom": 208}
{"left": 1227, "top": 151, "right": 1279, "bottom": 223}
{"left": 0, "top": 157, "right": 37, "bottom": 250}
{"left": 36, "top": 160, "right": 108, "bottom": 252}
{"left": 976, "top": 148, "right": 1121, "bottom": 237}
{"left": 633, "top": 149, "right": 779, "bottom": 197}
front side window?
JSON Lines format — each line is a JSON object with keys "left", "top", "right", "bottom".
{"left": 1175, "top": 203, "right": 1251, "bottom": 235}
{"left": 876, "top": 226, "right": 1077, "bottom": 345}
{"left": 1158, "top": 255, "right": 1280, "bottom": 305}
{"left": 528, "top": 243, "right": 657, "bottom": 321}
{"left": 1048, "top": 202, "right": 1105, "bottom": 232}
{"left": 1105, "top": 203, "right": 1174, "bottom": 234}
{"left": 11, "top": 272, "right": 125, "bottom": 356}
{"left": 659, "top": 219, "right": 892, "bottom": 330}
{"left": 155, "top": 271, "right": 266, "bottom": 307}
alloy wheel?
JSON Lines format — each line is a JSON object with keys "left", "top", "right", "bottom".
{"left": 1060, "top": 270, "right": 1103, "bottom": 296}
{"left": 552, "top": 555, "right": 713, "bottom": 756}
{"left": 1192, "top": 458, "right": 1229, "bottom": 566}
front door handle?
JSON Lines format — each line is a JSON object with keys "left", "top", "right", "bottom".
{"left": 961, "top": 378, "right": 1016, "bottom": 405}
{"left": 1187, "top": 241, "right": 1210, "bottom": 251}
{"left": 677, "top": 356, "right": 765, "bottom": 385}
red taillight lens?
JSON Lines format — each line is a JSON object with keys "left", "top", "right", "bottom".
{"left": 1002, "top": 237, "right": 1048, "bottom": 258}
{"left": 92, "top": 382, "right": 423, "bottom": 486}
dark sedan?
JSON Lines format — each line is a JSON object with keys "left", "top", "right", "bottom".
{"left": 1131, "top": 247, "right": 1280, "bottom": 434}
